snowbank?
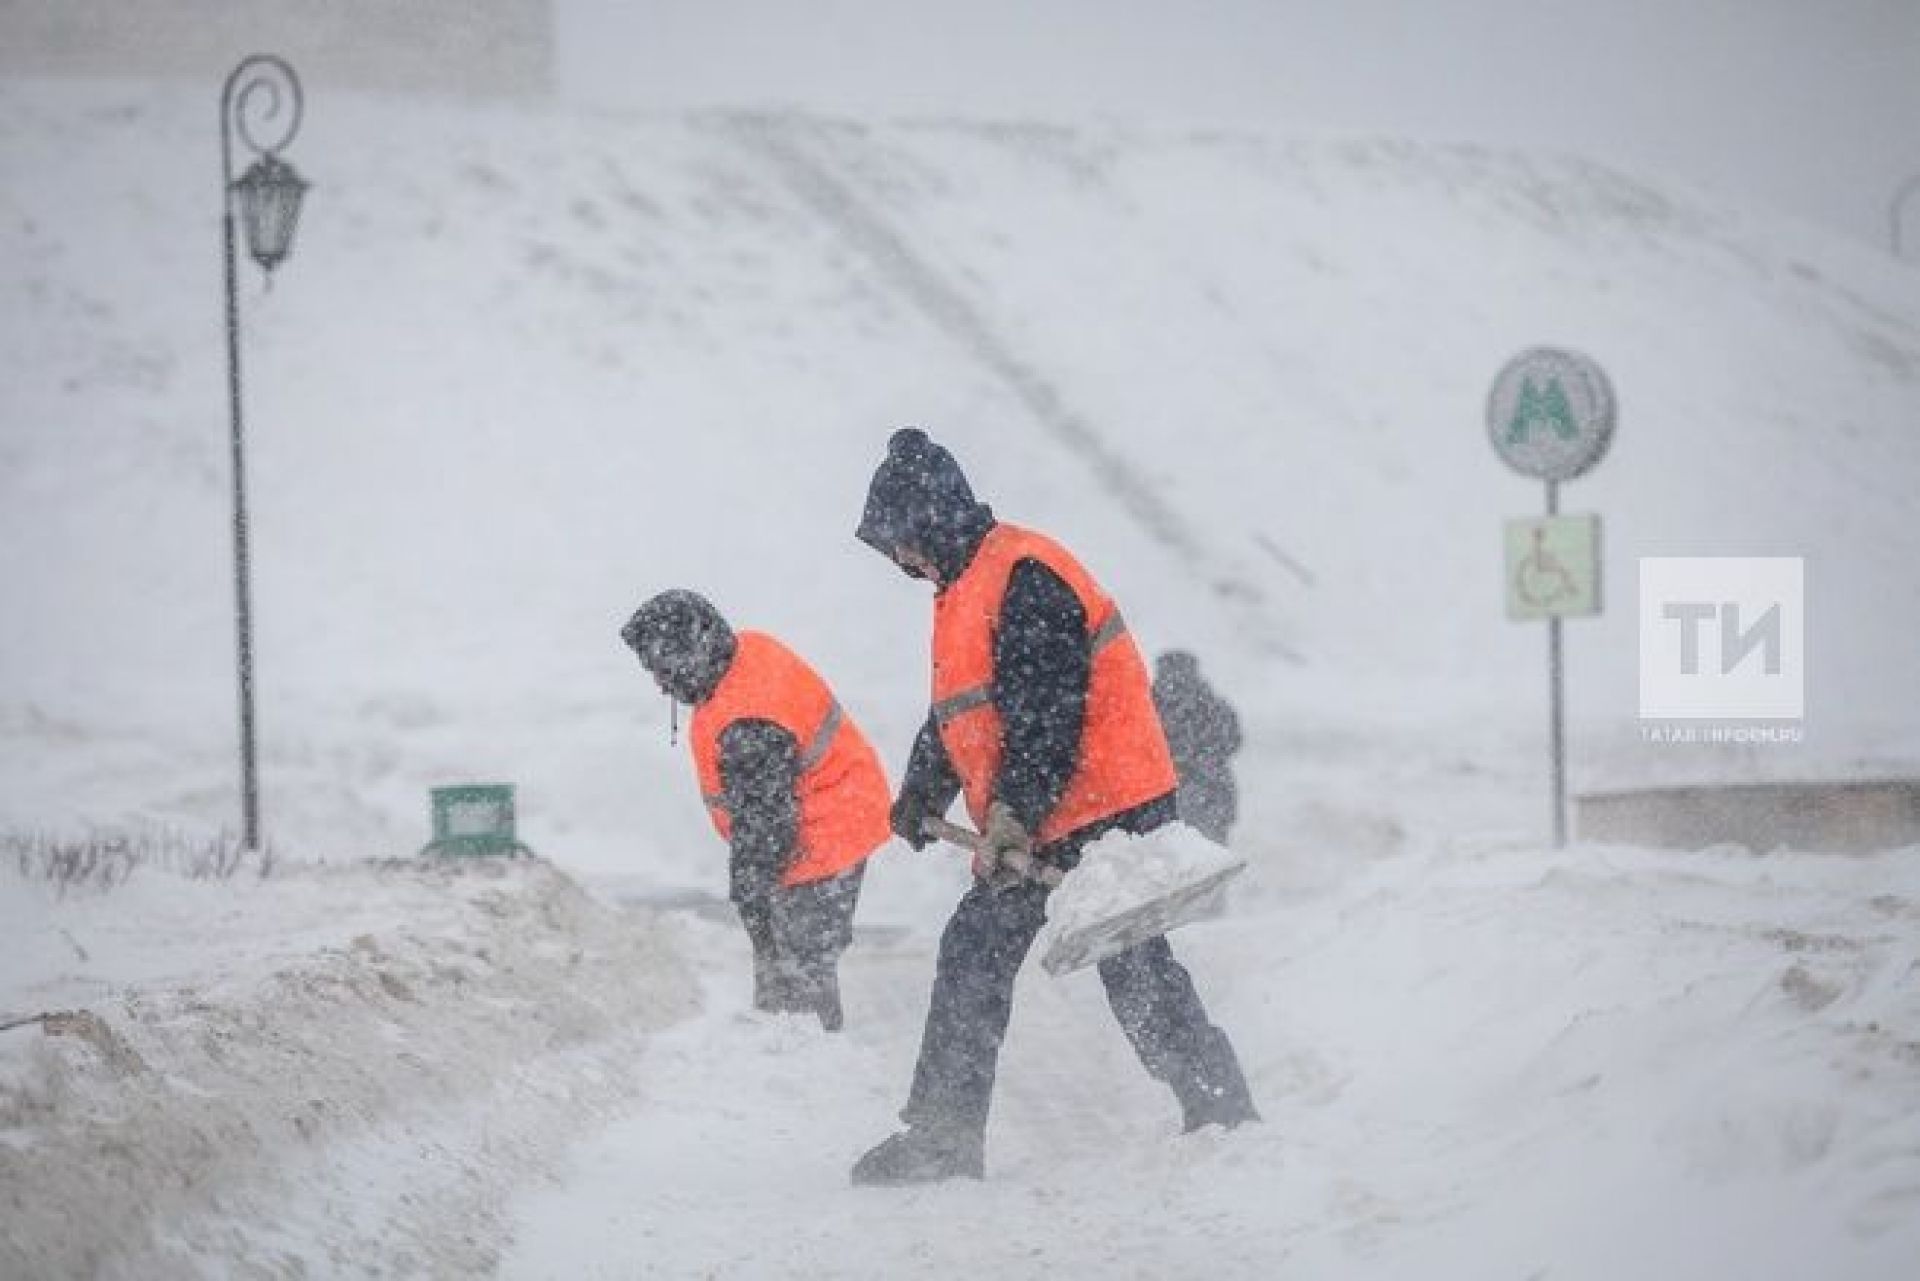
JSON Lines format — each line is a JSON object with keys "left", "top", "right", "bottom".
{"left": 0, "top": 857, "right": 697, "bottom": 1277}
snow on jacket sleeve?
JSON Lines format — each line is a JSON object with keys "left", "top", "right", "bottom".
{"left": 717, "top": 718, "right": 801, "bottom": 930}
{"left": 893, "top": 713, "right": 962, "bottom": 848}
{"left": 991, "top": 557, "right": 1091, "bottom": 836}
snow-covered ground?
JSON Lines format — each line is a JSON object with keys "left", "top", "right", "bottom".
{"left": 509, "top": 843, "right": 1920, "bottom": 1281}
{"left": 6, "top": 842, "right": 1917, "bottom": 1278}
{"left": 4, "top": 78, "right": 1919, "bottom": 1277}
{"left": 0, "top": 857, "right": 696, "bottom": 1277}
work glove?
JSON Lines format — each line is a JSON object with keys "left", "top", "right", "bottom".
{"left": 890, "top": 790, "right": 936, "bottom": 851}
{"left": 979, "top": 800, "right": 1036, "bottom": 888}
{"left": 984, "top": 800, "right": 1034, "bottom": 859}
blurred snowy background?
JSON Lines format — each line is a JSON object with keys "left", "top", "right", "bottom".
{"left": 3, "top": 3, "right": 1918, "bottom": 1277}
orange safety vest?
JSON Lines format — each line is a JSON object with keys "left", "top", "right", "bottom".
{"left": 691, "top": 631, "right": 892, "bottom": 886}
{"left": 931, "top": 523, "right": 1177, "bottom": 846}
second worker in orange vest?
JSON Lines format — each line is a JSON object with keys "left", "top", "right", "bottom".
{"left": 849, "top": 428, "right": 1258, "bottom": 1185}
{"left": 622, "top": 589, "right": 892, "bottom": 1031}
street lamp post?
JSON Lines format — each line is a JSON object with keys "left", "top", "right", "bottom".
{"left": 220, "top": 55, "right": 309, "bottom": 852}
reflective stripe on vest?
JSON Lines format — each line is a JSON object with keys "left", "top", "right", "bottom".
{"left": 931, "top": 612, "right": 1130, "bottom": 727}
{"left": 705, "top": 698, "right": 845, "bottom": 817}
{"left": 689, "top": 632, "right": 892, "bottom": 885}
{"left": 800, "top": 700, "right": 844, "bottom": 770}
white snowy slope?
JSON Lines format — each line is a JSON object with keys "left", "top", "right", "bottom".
{"left": 2, "top": 83, "right": 1917, "bottom": 882}
{"left": 3, "top": 79, "right": 1920, "bottom": 1279}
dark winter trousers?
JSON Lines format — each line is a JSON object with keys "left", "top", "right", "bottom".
{"left": 901, "top": 872, "right": 1251, "bottom": 1138}
{"left": 768, "top": 864, "right": 864, "bottom": 966}
{"left": 740, "top": 865, "right": 864, "bottom": 1015}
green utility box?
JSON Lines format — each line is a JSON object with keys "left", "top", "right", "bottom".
{"left": 421, "top": 783, "right": 531, "bottom": 858}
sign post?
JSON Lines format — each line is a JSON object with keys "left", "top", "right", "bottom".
{"left": 1488, "top": 348, "right": 1615, "bottom": 848}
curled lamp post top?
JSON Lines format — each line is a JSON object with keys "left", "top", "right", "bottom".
{"left": 221, "top": 55, "right": 304, "bottom": 170}
{"left": 221, "top": 55, "right": 308, "bottom": 275}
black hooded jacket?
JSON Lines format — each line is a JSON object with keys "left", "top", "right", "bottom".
{"left": 858, "top": 429, "right": 1100, "bottom": 842}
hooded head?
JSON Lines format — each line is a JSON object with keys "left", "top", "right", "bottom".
{"left": 620, "top": 589, "right": 737, "bottom": 704}
{"left": 855, "top": 428, "right": 994, "bottom": 586}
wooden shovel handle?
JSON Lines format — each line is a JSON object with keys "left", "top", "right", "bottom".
{"left": 919, "top": 817, "right": 1065, "bottom": 888}
{"left": 920, "top": 816, "right": 987, "bottom": 853}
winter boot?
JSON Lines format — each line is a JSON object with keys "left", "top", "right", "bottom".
{"left": 1180, "top": 1087, "right": 1261, "bottom": 1133}
{"left": 796, "top": 969, "right": 845, "bottom": 1032}
{"left": 751, "top": 950, "right": 792, "bottom": 1014}
{"left": 1176, "top": 1028, "right": 1261, "bottom": 1133}
{"left": 814, "top": 972, "right": 844, "bottom": 1033}
{"left": 849, "top": 1124, "right": 985, "bottom": 1186}
{"left": 748, "top": 921, "right": 796, "bottom": 1015}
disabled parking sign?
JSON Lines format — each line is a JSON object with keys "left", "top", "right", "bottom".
{"left": 1505, "top": 515, "right": 1601, "bottom": 620}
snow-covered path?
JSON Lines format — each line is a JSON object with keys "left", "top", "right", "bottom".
{"left": 500, "top": 900, "right": 1270, "bottom": 1279}
{"left": 502, "top": 844, "right": 1920, "bottom": 1280}
{"left": 4, "top": 835, "right": 1916, "bottom": 1277}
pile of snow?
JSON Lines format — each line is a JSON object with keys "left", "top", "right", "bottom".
{"left": 1038, "top": 819, "right": 1244, "bottom": 973}
{"left": 7, "top": 835, "right": 1916, "bottom": 1277}
{"left": 0, "top": 856, "right": 696, "bottom": 1277}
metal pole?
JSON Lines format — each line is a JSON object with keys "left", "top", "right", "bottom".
{"left": 1545, "top": 480, "right": 1566, "bottom": 848}
{"left": 220, "top": 68, "right": 261, "bottom": 852}
{"left": 223, "top": 202, "right": 261, "bottom": 851}
{"left": 219, "top": 54, "right": 300, "bottom": 852}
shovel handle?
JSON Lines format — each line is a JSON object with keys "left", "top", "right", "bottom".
{"left": 920, "top": 817, "right": 1065, "bottom": 888}
{"left": 920, "top": 816, "right": 987, "bottom": 853}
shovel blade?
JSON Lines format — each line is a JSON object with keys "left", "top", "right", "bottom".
{"left": 1038, "top": 823, "right": 1247, "bottom": 976}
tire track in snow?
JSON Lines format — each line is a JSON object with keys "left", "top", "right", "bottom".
{"left": 728, "top": 114, "right": 1301, "bottom": 663}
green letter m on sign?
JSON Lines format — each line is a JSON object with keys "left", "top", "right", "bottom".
{"left": 1507, "top": 377, "right": 1579, "bottom": 444}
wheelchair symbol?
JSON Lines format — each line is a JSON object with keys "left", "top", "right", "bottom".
{"left": 1514, "top": 526, "right": 1576, "bottom": 609}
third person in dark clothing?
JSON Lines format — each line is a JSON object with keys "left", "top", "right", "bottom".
{"left": 849, "top": 428, "right": 1258, "bottom": 1185}
{"left": 1152, "top": 650, "right": 1244, "bottom": 845}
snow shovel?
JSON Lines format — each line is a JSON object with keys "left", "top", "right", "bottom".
{"left": 920, "top": 817, "right": 1247, "bottom": 976}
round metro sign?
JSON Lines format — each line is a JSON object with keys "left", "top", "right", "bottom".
{"left": 1487, "top": 347, "right": 1616, "bottom": 482}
